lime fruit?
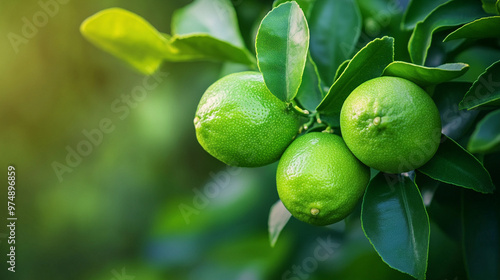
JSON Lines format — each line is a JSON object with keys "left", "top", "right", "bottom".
{"left": 194, "top": 71, "right": 301, "bottom": 167}
{"left": 277, "top": 132, "right": 370, "bottom": 226}
{"left": 340, "top": 76, "right": 442, "bottom": 174}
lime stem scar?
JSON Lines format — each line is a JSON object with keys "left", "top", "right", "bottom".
{"left": 311, "top": 208, "right": 320, "bottom": 216}
{"left": 373, "top": 116, "right": 381, "bottom": 126}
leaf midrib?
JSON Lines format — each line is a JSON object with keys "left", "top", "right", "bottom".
{"left": 321, "top": 37, "right": 391, "bottom": 113}
{"left": 400, "top": 179, "right": 421, "bottom": 277}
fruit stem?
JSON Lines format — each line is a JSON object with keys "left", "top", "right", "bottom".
{"left": 322, "top": 126, "right": 334, "bottom": 134}
{"left": 289, "top": 101, "right": 312, "bottom": 117}
{"left": 303, "top": 115, "right": 317, "bottom": 130}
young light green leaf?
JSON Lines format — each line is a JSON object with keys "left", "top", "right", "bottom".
{"left": 80, "top": 8, "right": 169, "bottom": 75}
{"left": 462, "top": 189, "right": 500, "bottom": 280}
{"left": 418, "top": 135, "right": 495, "bottom": 194}
{"left": 468, "top": 109, "right": 500, "bottom": 153}
{"left": 333, "top": 59, "right": 350, "bottom": 82}
{"left": 316, "top": 36, "right": 394, "bottom": 127}
{"left": 444, "top": 16, "right": 500, "bottom": 42}
{"left": 165, "top": 34, "right": 255, "bottom": 65}
{"left": 309, "top": 0, "right": 361, "bottom": 86}
{"left": 459, "top": 60, "right": 500, "bottom": 110}
{"left": 273, "top": 0, "right": 317, "bottom": 18}
{"left": 402, "top": 0, "right": 448, "bottom": 30}
{"left": 172, "top": 0, "right": 246, "bottom": 48}
{"left": 256, "top": 2, "right": 309, "bottom": 102}
{"left": 408, "top": 0, "right": 487, "bottom": 65}
{"left": 481, "top": 0, "right": 500, "bottom": 14}
{"left": 383, "top": 61, "right": 469, "bottom": 87}
{"left": 268, "top": 200, "right": 292, "bottom": 247}
{"left": 295, "top": 55, "right": 324, "bottom": 112}
{"left": 361, "top": 173, "right": 430, "bottom": 280}
{"left": 169, "top": 0, "right": 255, "bottom": 65}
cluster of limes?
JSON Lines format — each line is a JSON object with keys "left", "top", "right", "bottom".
{"left": 194, "top": 71, "right": 441, "bottom": 226}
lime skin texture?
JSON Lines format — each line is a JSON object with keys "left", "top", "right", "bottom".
{"left": 194, "top": 71, "right": 301, "bottom": 167}
{"left": 277, "top": 132, "right": 370, "bottom": 226}
{"left": 340, "top": 76, "right": 442, "bottom": 174}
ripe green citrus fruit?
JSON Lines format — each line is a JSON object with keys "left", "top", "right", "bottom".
{"left": 194, "top": 71, "right": 301, "bottom": 167}
{"left": 277, "top": 132, "right": 370, "bottom": 226}
{"left": 340, "top": 76, "right": 442, "bottom": 174}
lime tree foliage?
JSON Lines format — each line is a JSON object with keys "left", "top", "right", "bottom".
{"left": 81, "top": 0, "right": 499, "bottom": 279}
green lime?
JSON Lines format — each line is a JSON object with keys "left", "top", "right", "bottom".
{"left": 340, "top": 76, "right": 442, "bottom": 174}
{"left": 277, "top": 132, "right": 370, "bottom": 226}
{"left": 194, "top": 71, "right": 301, "bottom": 167}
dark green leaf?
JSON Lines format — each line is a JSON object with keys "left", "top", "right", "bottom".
{"left": 418, "top": 135, "right": 495, "bottom": 193}
{"left": 383, "top": 61, "right": 469, "bottom": 87}
{"left": 80, "top": 8, "right": 169, "bottom": 75}
{"left": 468, "top": 109, "right": 500, "bottom": 153}
{"left": 361, "top": 173, "right": 430, "bottom": 280}
{"left": 256, "top": 2, "right": 309, "bottom": 102}
{"left": 459, "top": 60, "right": 500, "bottom": 110}
{"left": 408, "top": 0, "right": 487, "bottom": 65}
{"left": 309, "top": 0, "right": 361, "bottom": 86}
{"left": 334, "top": 59, "right": 350, "bottom": 82}
{"left": 481, "top": 0, "right": 500, "bottom": 14}
{"left": 316, "top": 36, "right": 394, "bottom": 126}
{"left": 423, "top": 175, "right": 463, "bottom": 242}
{"left": 165, "top": 34, "right": 255, "bottom": 65}
{"left": 295, "top": 56, "right": 324, "bottom": 111}
{"left": 432, "top": 82, "right": 478, "bottom": 140}
{"left": 402, "top": 0, "right": 448, "bottom": 30}
{"left": 273, "top": 0, "right": 317, "bottom": 18}
{"left": 452, "top": 46, "right": 500, "bottom": 82}
{"left": 444, "top": 16, "right": 500, "bottom": 41}
{"left": 462, "top": 189, "right": 500, "bottom": 280}
{"left": 268, "top": 200, "right": 291, "bottom": 247}
{"left": 172, "top": 0, "right": 246, "bottom": 49}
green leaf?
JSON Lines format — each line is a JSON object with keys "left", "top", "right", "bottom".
{"left": 309, "top": 0, "right": 362, "bottom": 86}
{"left": 172, "top": 0, "right": 245, "bottom": 48}
{"left": 418, "top": 135, "right": 495, "bottom": 194}
{"left": 295, "top": 55, "right": 324, "bottom": 112}
{"left": 169, "top": 0, "right": 255, "bottom": 65}
{"left": 482, "top": 0, "right": 500, "bottom": 14}
{"left": 402, "top": 0, "right": 449, "bottom": 30}
{"left": 408, "top": 0, "right": 487, "bottom": 65}
{"left": 432, "top": 82, "right": 479, "bottom": 140}
{"left": 383, "top": 61, "right": 469, "bottom": 87}
{"left": 316, "top": 36, "right": 394, "bottom": 127}
{"left": 333, "top": 59, "right": 350, "bottom": 82}
{"left": 444, "top": 16, "right": 500, "bottom": 41}
{"left": 468, "top": 109, "right": 500, "bottom": 153}
{"left": 462, "top": 189, "right": 500, "bottom": 280}
{"left": 361, "top": 173, "right": 430, "bottom": 280}
{"left": 165, "top": 34, "right": 255, "bottom": 65}
{"left": 273, "top": 0, "right": 317, "bottom": 18}
{"left": 80, "top": 8, "right": 169, "bottom": 75}
{"left": 452, "top": 46, "right": 500, "bottom": 82}
{"left": 268, "top": 200, "right": 291, "bottom": 247}
{"left": 459, "top": 60, "right": 500, "bottom": 110}
{"left": 256, "top": 2, "right": 310, "bottom": 102}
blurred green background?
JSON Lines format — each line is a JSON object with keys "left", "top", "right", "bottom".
{"left": 0, "top": 0, "right": 473, "bottom": 279}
